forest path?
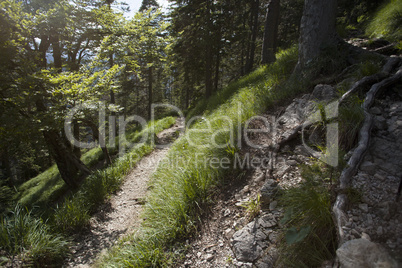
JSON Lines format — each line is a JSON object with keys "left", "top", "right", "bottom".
{"left": 66, "top": 118, "right": 185, "bottom": 267}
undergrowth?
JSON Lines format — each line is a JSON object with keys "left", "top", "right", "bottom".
{"left": 16, "top": 148, "right": 108, "bottom": 210}
{"left": 366, "top": 0, "right": 402, "bottom": 43}
{"left": 0, "top": 205, "right": 69, "bottom": 267}
{"left": 277, "top": 161, "right": 337, "bottom": 267}
{"left": 241, "top": 194, "right": 261, "bottom": 221}
{"left": 338, "top": 94, "right": 365, "bottom": 152}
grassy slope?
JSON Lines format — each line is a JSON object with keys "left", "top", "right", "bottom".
{"left": 53, "top": 116, "right": 177, "bottom": 233}
{"left": 365, "top": 0, "right": 402, "bottom": 43}
{"left": 15, "top": 148, "right": 105, "bottom": 209}
{"left": 98, "top": 47, "right": 312, "bottom": 267}
{"left": 15, "top": 117, "right": 176, "bottom": 211}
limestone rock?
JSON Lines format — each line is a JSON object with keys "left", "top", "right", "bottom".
{"left": 311, "top": 84, "right": 337, "bottom": 102}
{"left": 232, "top": 221, "right": 264, "bottom": 262}
{"left": 359, "top": 161, "right": 376, "bottom": 175}
{"left": 260, "top": 179, "right": 278, "bottom": 208}
{"left": 336, "top": 238, "right": 398, "bottom": 268}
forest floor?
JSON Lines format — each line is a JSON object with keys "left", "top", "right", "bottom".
{"left": 65, "top": 118, "right": 184, "bottom": 267}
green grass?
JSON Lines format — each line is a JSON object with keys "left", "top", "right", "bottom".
{"left": 366, "top": 0, "right": 402, "bottom": 43}
{"left": 338, "top": 95, "right": 365, "bottom": 152}
{"left": 97, "top": 46, "right": 309, "bottom": 267}
{"left": 14, "top": 117, "right": 175, "bottom": 210}
{"left": 81, "top": 147, "right": 104, "bottom": 167}
{"left": 186, "top": 65, "right": 279, "bottom": 120}
{"left": 53, "top": 117, "right": 176, "bottom": 233}
{"left": 15, "top": 149, "right": 104, "bottom": 209}
{"left": 1, "top": 117, "right": 175, "bottom": 266}
{"left": 0, "top": 205, "right": 69, "bottom": 267}
{"left": 277, "top": 162, "right": 337, "bottom": 267}
{"left": 15, "top": 165, "right": 66, "bottom": 210}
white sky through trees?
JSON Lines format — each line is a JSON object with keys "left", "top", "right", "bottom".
{"left": 124, "top": 0, "right": 170, "bottom": 18}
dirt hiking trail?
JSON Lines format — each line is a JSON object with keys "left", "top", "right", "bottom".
{"left": 66, "top": 118, "right": 184, "bottom": 267}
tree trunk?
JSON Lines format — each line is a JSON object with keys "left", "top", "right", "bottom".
{"left": 184, "top": 71, "right": 190, "bottom": 109}
{"left": 204, "top": 0, "right": 214, "bottom": 99}
{"left": 297, "top": 0, "right": 338, "bottom": 68}
{"left": 43, "top": 130, "right": 91, "bottom": 188}
{"left": 205, "top": 44, "right": 214, "bottom": 98}
{"left": 38, "top": 35, "right": 49, "bottom": 68}
{"left": 73, "top": 119, "right": 81, "bottom": 159}
{"left": 83, "top": 119, "right": 112, "bottom": 166}
{"left": 50, "top": 35, "right": 62, "bottom": 71}
{"left": 261, "top": 0, "right": 280, "bottom": 65}
{"left": 109, "top": 53, "right": 116, "bottom": 115}
{"left": 148, "top": 66, "right": 153, "bottom": 119}
{"left": 2, "top": 147, "right": 12, "bottom": 184}
{"left": 214, "top": 41, "right": 221, "bottom": 92}
{"left": 36, "top": 99, "right": 90, "bottom": 188}
{"left": 245, "top": 0, "right": 259, "bottom": 74}
{"left": 35, "top": 37, "right": 90, "bottom": 188}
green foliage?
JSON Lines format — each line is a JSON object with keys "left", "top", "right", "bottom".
{"left": 354, "top": 56, "right": 383, "bottom": 78}
{"left": 0, "top": 181, "right": 14, "bottom": 214}
{"left": 81, "top": 148, "right": 104, "bottom": 168}
{"left": 366, "top": 0, "right": 402, "bottom": 42}
{"left": 16, "top": 146, "right": 110, "bottom": 209}
{"left": 345, "top": 187, "right": 363, "bottom": 205}
{"left": 15, "top": 165, "right": 67, "bottom": 210}
{"left": 53, "top": 197, "right": 90, "bottom": 234}
{"left": 285, "top": 226, "right": 311, "bottom": 245}
{"left": 240, "top": 194, "right": 261, "bottom": 221}
{"left": 278, "top": 164, "right": 336, "bottom": 267}
{"left": 338, "top": 95, "right": 365, "bottom": 151}
{"left": 0, "top": 205, "right": 69, "bottom": 267}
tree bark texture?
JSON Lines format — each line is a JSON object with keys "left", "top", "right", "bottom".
{"left": 298, "top": 0, "right": 337, "bottom": 67}
{"left": 148, "top": 66, "right": 153, "bottom": 119}
{"left": 245, "top": 0, "right": 259, "bottom": 74}
{"left": 204, "top": 0, "right": 214, "bottom": 98}
{"left": 261, "top": 0, "right": 280, "bottom": 65}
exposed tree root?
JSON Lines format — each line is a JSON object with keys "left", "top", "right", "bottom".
{"left": 275, "top": 56, "right": 402, "bottom": 247}
{"left": 277, "top": 57, "right": 401, "bottom": 150}
{"left": 373, "top": 43, "right": 399, "bottom": 55}
{"left": 333, "top": 61, "right": 402, "bottom": 245}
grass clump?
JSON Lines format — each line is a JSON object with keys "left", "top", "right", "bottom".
{"left": 352, "top": 53, "right": 384, "bottom": 79}
{"left": 366, "top": 0, "right": 402, "bottom": 43}
{"left": 241, "top": 194, "right": 261, "bottom": 221}
{"left": 277, "top": 162, "right": 337, "bottom": 267}
{"left": 338, "top": 94, "right": 365, "bottom": 152}
{"left": 53, "top": 197, "right": 91, "bottom": 233}
{"left": 0, "top": 205, "right": 69, "bottom": 267}
{"left": 0, "top": 181, "right": 14, "bottom": 214}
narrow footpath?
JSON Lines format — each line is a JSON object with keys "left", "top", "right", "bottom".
{"left": 66, "top": 118, "right": 184, "bottom": 267}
